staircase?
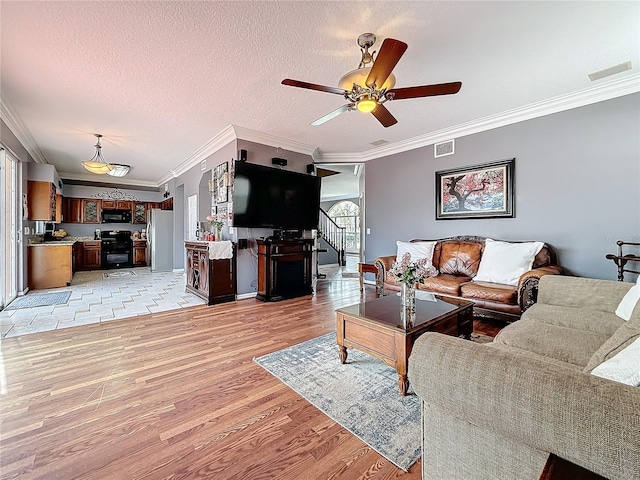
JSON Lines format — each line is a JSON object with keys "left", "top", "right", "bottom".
{"left": 318, "top": 208, "right": 346, "bottom": 266}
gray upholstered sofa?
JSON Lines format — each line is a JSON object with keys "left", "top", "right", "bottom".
{"left": 409, "top": 275, "right": 640, "bottom": 480}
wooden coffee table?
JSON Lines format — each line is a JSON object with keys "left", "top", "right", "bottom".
{"left": 336, "top": 293, "right": 473, "bottom": 396}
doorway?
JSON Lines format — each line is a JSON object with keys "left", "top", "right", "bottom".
{"left": 0, "top": 148, "right": 18, "bottom": 308}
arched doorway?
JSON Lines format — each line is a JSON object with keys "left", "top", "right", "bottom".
{"left": 327, "top": 200, "right": 360, "bottom": 254}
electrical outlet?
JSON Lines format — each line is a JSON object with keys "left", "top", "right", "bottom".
{"left": 228, "top": 227, "right": 234, "bottom": 235}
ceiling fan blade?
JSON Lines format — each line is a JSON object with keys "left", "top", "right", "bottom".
{"left": 371, "top": 103, "right": 398, "bottom": 128}
{"left": 282, "top": 79, "right": 346, "bottom": 95}
{"left": 387, "top": 82, "right": 462, "bottom": 100}
{"left": 310, "top": 104, "right": 352, "bottom": 126}
{"left": 365, "top": 38, "right": 407, "bottom": 89}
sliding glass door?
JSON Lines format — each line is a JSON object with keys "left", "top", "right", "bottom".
{"left": 0, "top": 148, "right": 18, "bottom": 308}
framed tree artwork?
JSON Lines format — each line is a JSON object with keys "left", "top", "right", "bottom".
{"left": 214, "top": 162, "right": 228, "bottom": 203}
{"left": 435, "top": 158, "right": 515, "bottom": 220}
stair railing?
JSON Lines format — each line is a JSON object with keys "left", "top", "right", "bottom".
{"left": 318, "top": 208, "right": 346, "bottom": 266}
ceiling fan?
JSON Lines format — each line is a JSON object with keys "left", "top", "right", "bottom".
{"left": 282, "top": 33, "right": 462, "bottom": 128}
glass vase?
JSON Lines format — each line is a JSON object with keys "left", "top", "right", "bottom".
{"left": 401, "top": 282, "right": 416, "bottom": 328}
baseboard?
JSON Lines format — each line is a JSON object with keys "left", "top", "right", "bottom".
{"left": 172, "top": 268, "right": 185, "bottom": 273}
{"left": 236, "top": 292, "right": 257, "bottom": 300}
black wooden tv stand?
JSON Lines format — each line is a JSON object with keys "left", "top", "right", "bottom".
{"left": 256, "top": 238, "right": 313, "bottom": 302}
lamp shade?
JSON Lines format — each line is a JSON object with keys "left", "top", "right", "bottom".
{"left": 338, "top": 68, "right": 396, "bottom": 91}
{"left": 106, "top": 164, "right": 130, "bottom": 177}
{"left": 82, "top": 161, "right": 114, "bottom": 174}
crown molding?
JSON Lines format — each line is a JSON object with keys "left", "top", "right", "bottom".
{"left": 232, "top": 125, "right": 320, "bottom": 160}
{"left": 319, "top": 73, "right": 640, "bottom": 162}
{"left": 0, "top": 97, "right": 48, "bottom": 164}
{"left": 59, "top": 171, "right": 159, "bottom": 189}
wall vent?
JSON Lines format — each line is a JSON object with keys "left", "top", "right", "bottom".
{"left": 201, "top": 160, "right": 207, "bottom": 171}
{"left": 434, "top": 139, "right": 455, "bottom": 158}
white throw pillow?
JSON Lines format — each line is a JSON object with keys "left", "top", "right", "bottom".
{"left": 395, "top": 241, "right": 437, "bottom": 268}
{"left": 473, "top": 238, "right": 544, "bottom": 286}
{"left": 590, "top": 336, "right": 640, "bottom": 386}
{"left": 615, "top": 276, "right": 640, "bottom": 321}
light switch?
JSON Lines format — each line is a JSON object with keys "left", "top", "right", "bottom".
{"left": 24, "top": 227, "right": 30, "bottom": 235}
{"left": 228, "top": 227, "right": 234, "bottom": 235}
{"left": 366, "top": 228, "right": 371, "bottom": 235}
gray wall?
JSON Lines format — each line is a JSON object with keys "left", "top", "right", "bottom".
{"left": 364, "top": 93, "right": 640, "bottom": 281}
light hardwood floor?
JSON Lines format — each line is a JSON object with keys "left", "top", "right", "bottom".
{"left": 0, "top": 278, "right": 501, "bottom": 480}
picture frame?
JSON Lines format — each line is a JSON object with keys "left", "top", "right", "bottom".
{"left": 214, "top": 162, "right": 228, "bottom": 203}
{"left": 435, "top": 158, "right": 515, "bottom": 220}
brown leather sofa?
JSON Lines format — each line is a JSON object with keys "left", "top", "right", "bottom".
{"left": 374, "top": 235, "right": 563, "bottom": 322}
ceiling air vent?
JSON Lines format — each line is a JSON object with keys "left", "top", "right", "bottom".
{"left": 588, "top": 61, "right": 632, "bottom": 82}
{"left": 434, "top": 139, "right": 455, "bottom": 158}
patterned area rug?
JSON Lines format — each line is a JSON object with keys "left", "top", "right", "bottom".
{"left": 254, "top": 332, "right": 421, "bottom": 471}
{"left": 5, "top": 291, "right": 72, "bottom": 310}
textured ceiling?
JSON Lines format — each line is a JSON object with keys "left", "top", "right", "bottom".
{"left": 1, "top": 1, "right": 638, "bottom": 189}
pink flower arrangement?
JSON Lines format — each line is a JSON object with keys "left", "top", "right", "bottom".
{"left": 388, "top": 252, "right": 437, "bottom": 286}
{"left": 206, "top": 214, "right": 224, "bottom": 231}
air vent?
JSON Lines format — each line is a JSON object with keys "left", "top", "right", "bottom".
{"left": 588, "top": 61, "right": 632, "bottom": 81}
{"left": 370, "top": 139, "right": 389, "bottom": 147}
{"left": 201, "top": 160, "right": 207, "bottom": 171}
{"left": 434, "top": 139, "right": 455, "bottom": 158}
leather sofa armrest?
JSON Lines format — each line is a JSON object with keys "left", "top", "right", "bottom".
{"left": 517, "top": 265, "right": 564, "bottom": 312}
{"left": 373, "top": 255, "right": 396, "bottom": 295}
{"left": 408, "top": 333, "right": 640, "bottom": 480}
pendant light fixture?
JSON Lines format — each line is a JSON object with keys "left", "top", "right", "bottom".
{"left": 82, "top": 133, "right": 114, "bottom": 174}
{"left": 106, "top": 164, "right": 131, "bottom": 177}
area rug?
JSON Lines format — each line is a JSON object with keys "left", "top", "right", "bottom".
{"left": 5, "top": 291, "right": 72, "bottom": 310}
{"left": 254, "top": 332, "right": 421, "bottom": 471}
{"left": 103, "top": 270, "right": 137, "bottom": 279}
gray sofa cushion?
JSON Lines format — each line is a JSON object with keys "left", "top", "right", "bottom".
{"left": 494, "top": 319, "right": 609, "bottom": 367}
{"left": 584, "top": 315, "right": 640, "bottom": 373}
{"left": 537, "top": 275, "right": 632, "bottom": 311}
{"left": 522, "top": 303, "right": 624, "bottom": 335}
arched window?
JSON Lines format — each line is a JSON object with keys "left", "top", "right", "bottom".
{"left": 328, "top": 200, "right": 360, "bottom": 253}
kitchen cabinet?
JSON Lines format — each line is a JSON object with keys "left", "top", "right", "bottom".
{"left": 102, "top": 200, "right": 132, "bottom": 210}
{"left": 185, "top": 242, "right": 236, "bottom": 305}
{"left": 28, "top": 243, "right": 74, "bottom": 289}
{"left": 132, "top": 202, "right": 147, "bottom": 224}
{"left": 82, "top": 199, "right": 101, "bottom": 224}
{"left": 63, "top": 197, "right": 83, "bottom": 223}
{"left": 27, "top": 181, "right": 56, "bottom": 221}
{"left": 161, "top": 197, "right": 173, "bottom": 211}
{"left": 83, "top": 241, "right": 102, "bottom": 270}
{"left": 55, "top": 194, "right": 62, "bottom": 223}
{"left": 133, "top": 240, "right": 147, "bottom": 266}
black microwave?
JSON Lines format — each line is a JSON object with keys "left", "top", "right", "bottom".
{"left": 102, "top": 209, "right": 132, "bottom": 223}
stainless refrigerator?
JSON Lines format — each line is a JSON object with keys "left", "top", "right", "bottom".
{"left": 147, "top": 209, "right": 174, "bottom": 272}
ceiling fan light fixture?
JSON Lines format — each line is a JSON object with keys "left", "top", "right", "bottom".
{"left": 357, "top": 97, "right": 377, "bottom": 113}
{"left": 338, "top": 68, "right": 396, "bottom": 91}
{"left": 81, "top": 134, "right": 114, "bottom": 175}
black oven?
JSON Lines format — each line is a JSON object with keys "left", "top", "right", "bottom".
{"left": 102, "top": 209, "right": 132, "bottom": 223}
{"left": 101, "top": 230, "right": 133, "bottom": 268}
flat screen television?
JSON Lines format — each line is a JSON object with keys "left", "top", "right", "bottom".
{"left": 232, "top": 162, "right": 321, "bottom": 230}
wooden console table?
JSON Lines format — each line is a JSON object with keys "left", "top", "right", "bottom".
{"left": 185, "top": 241, "right": 237, "bottom": 304}
{"left": 257, "top": 238, "right": 313, "bottom": 301}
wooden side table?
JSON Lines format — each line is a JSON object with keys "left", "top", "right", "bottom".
{"left": 358, "top": 262, "right": 378, "bottom": 293}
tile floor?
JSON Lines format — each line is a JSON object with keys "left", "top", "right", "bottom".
{"left": 1, "top": 254, "right": 363, "bottom": 338}
{"left": 0, "top": 268, "right": 205, "bottom": 338}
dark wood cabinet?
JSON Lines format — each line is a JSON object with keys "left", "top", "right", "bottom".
{"left": 27, "top": 181, "right": 56, "bottom": 221}
{"left": 82, "top": 199, "right": 101, "bottom": 224}
{"left": 102, "top": 200, "right": 132, "bottom": 210}
{"left": 133, "top": 240, "right": 147, "bottom": 266}
{"left": 185, "top": 242, "right": 236, "bottom": 305}
{"left": 256, "top": 238, "right": 314, "bottom": 302}
{"left": 63, "top": 197, "right": 83, "bottom": 223}
{"left": 132, "top": 202, "right": 147, "bottom": 224}
{"left": 83, "top": 241, "right": 101, "bottom": 270}
{"left": 161, "top": 197, "right": 173, "bottom": 211}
